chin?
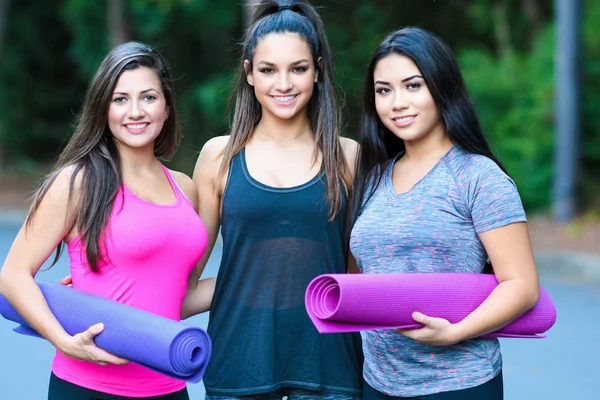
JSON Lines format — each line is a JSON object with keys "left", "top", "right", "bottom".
{"left": 264, "top": 108, "right": 300, "bottom": 121}
{"left": 119, "top": 137, "right": 156, "bottom": 149}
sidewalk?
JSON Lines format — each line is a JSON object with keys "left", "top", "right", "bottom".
{"left": 528, "top": 216, "right": 600, "bottom": 283}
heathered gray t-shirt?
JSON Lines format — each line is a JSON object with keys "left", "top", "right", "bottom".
{"left": 349, "top": 146, "right": 527, "bottom": 397}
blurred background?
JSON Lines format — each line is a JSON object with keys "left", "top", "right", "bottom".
{"left": 0, "top": 0, "right": 599, "bottom": 399}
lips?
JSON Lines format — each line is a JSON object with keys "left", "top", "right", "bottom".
{"left": 124, "top": 122, "right": 150, "bottom": 134}
{"left": 125, "top": 123, "right": 149, "bottom": 129}
{"left": 392, "top": 115, "right": 416, "bottom": 127}
{"left": 272, "top": 95, "right": 298, "bottom": 106}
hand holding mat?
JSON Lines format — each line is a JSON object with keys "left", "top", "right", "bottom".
{"left": 0, "top": 280, "right": 211, "bottom": 382}
{"left": 305, "top": 273, "right": 556, "bottom": 338}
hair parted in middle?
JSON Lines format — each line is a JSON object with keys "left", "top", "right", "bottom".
{"left": 27, "top": 41, "right": 179, "bottom": 273}
{"left": 220, "top": 0, "right": 351, "bottom": 221}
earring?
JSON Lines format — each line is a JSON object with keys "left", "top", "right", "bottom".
{"left": 164, "top": 116, "right": 167, "bottom": 121}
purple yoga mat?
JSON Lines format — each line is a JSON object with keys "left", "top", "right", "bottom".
{"left": 305, "top": 273, "right": 557, "bottom": 338}
{"left": 0, "top": 280, "right": 211, "bottom": 382}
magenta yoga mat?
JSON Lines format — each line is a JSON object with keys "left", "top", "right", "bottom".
{"left": 305, "top": 273, "right": 557, "bottom": 338}
{"left": 0, "top": 280, "right": 211, "bottom": 382}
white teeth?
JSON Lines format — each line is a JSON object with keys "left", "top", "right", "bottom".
{"left": 126, "top": 124, "right": 148, "bottom": 129}
{"left": 395, "top": 116, "right": 414, "bottom": 123}
{"left": 273, "top": 96, "right": 296, "bottom": 102}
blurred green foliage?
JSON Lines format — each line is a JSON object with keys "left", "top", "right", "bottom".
{"left": 0, "top": 0, "right": 597, "bottom": 212}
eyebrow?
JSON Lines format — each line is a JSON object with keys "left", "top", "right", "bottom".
{"left": 374, "top": 75, "right": 424, "bottom": 85}
{"left": 256, "top": 59, "right": 310, "bottom": 67}
{"left": 113, "top": 88, "right": 160, "bottom": 95}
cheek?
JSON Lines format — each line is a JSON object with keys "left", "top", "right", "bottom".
{"left": 107, "top": 105, "right": 123, "bottom": 126}
{"left": 152, "top": 105, "right": 167, "bottom": 120}
{"left": 415, "top": 91, "right": 437, "bottom": 111}
{"left": 300, "top": 75, "right": 316, "bottom": 93}
{"left": 253, "top": 80, "right": 271, "bottom": 97}
{"left": 419, "top": 95, "right": 441, "bottom": 123}
{"left": 375, "top": 96, "right": 389, "bottom": 118}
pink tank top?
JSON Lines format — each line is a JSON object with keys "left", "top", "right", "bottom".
{"left": 51, "top": 165, "right": 208, "bottom": 397}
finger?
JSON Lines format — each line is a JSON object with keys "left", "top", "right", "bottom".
{"left": 412, "top": 312, "right": 433, "bottom": 326}
{"left": 396, "top": 329, "right": 416, "bottom": 339}
{"left": 95, "top": 349, "right": 129, "bottom": 365}
{"left": 82, "top": 323, "right": 104, "bottom": 342}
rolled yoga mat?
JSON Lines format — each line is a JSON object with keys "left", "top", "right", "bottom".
{"left": 305, "top": 273, "right": 557, "bottom": 338}
{"left": 0, "top": 280, "right": 211, "bottom": 382}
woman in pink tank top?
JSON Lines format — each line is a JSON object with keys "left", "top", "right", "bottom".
{"left": 0, "top": 42, "right": 212, "bottom": 399}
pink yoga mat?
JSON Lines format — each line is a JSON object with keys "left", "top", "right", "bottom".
{"left": 305, "top": 273, "right": 557, "bottom": 338}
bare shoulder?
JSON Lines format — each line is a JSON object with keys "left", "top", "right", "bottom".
{"left": 47, "top": 165, "right": 85, "bottom": 199}
{"left": 340, "top": 137, "right": 359, "bottom": 155}
{"left": 339, "top": 136, "right": 359, "bottom": 174}
{"left": 168, "top": 169, "right": 196, "bottom": 198}
{"left": 194, "top": 135, "right": 230, "bottom": 178}
{"left": 198, "top": 136, "right": 230, "bottom": 164}
{"left": 28, "top": 165, "right": 84, "bottom": 224}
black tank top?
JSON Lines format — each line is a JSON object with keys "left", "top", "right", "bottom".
{"left": 203, "top": 148, "right": 363, "bottom": 396}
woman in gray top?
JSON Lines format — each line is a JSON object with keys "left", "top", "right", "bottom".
{"left": 348, "top": 27, "right": 540, "bottom": 399}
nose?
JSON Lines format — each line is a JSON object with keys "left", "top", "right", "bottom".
{"left": 276, "top": 73, "right": 292, "bottom": 92}
{"left": 392, "top": 90, "right": 409, "bottom": 111}
{"left": 127, "top": 100, "right": 144, "bottom": 119}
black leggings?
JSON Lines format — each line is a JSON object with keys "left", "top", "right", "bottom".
{"left": 362, "top": 371, "right": 503, "bottom": 400}
{"left": 48, "top": 373, "right": 190, "bottom": 400}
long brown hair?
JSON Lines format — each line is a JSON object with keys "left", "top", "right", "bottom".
{"left": 220, "top": 0, "right": 351, "bottom": 220}
{"left": 27, "top": 42, "right": 180, "bottom": 272}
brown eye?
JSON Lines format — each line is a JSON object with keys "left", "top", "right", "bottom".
{"left": 406, "top": 82, "right": 422, "bottom": 91}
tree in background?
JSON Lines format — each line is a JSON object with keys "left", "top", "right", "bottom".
{"left": 107, "top": 0, "right": 130, "bottom": 46}
{"left": 0, "top": 0, "right": 9, "bottom": 62}
{"left": 0, "top": 0, "right": 86, "bottom": 171}
{"left": 0, "top": 0, "right": 10, "bottom": 169}
{"left": 0, "top": 0, "right": 598, "bottom": 213}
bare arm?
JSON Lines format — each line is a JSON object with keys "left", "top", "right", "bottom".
{"left": 399, "top": 222, "right": 540, "bottom": 346}
{"left": 340, "top": 137, "right": 359, "bottom": 181}
{"left": 451, "top": 222, "right": 540, "bottom": 339}
{"left": 180, "top": 136, "right": 230, "bottom": 320}
{"left": 341, "top": 137, "right": 360, "bottom": 273}
{"left": 0, "top": 168, "right": 127, "bottom": 365}
{"left": 347, "top": 253, "right": 360, "bottom": 274}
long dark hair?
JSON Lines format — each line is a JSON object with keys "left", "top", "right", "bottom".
{"left": 350, "top": 27, "right": 505, "bottom": 273}
{"left": 27, "top": 41, "right": 180, "bottom": 272}
{"left": 220, "top": 0, "right": 350, "bottom": 220}
{"left": 351, "top": 27, "right": 506, "bottom": 226}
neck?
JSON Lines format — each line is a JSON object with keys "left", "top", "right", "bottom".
{"left": 117, "top": 143, "right": 160, "bottom": 172}
{"left": 403, "top": 124, "right": 453, "bottom": 162}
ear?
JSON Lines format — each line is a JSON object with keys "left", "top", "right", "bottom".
{"left": 244, "top": 60, "right": 254, "bottom": 86}
{"left": 314, "top": 57, "right": 322, "bottom": 83}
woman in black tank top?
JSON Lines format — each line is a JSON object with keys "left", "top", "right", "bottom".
{"left": 181, "top": 1, "right": 363, "bottom": 399}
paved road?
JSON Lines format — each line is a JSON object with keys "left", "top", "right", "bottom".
{"left": 0, "top": 221, "right": 599, "bottom": 399}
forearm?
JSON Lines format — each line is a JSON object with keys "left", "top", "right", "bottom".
{"left": 454, "top": 279, "right": 540, "bottom": 341}
{"left": 181, "top": 277, "right": 216, "bottom": 320}
{"left": 0, "top": 270, "right": 71, "bottom": 350}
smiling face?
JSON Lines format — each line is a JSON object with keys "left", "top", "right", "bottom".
{"left": 373, "top": 53, "right": 444, "bottom": 144}
{"left": 246, "top": 32, "right": 318, "bottom": 122}
{"left": 107, "top": 66, "right": 168, "bottom": 150}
